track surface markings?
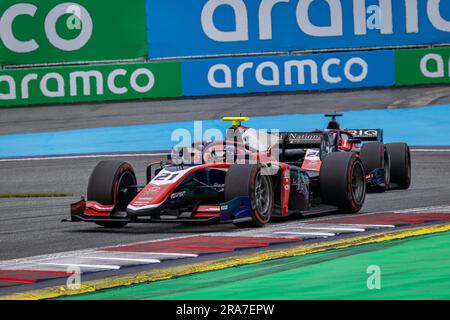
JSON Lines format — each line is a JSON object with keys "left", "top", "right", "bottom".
{"left": 290, "top": 226, "right": 366, "bottom": 232}
{"left": 37, "top": 263, "right": 121, "bottom": 270}
{"left": 1, "top": 208, "right": 450, "bottom": 291}
{"left": 82, "top": 257, "right": 161, "bottom": 263}
{"left": 332, "top": 223, "right": 395, "bottom": 228}
{"left": 274, "top": 231, "right": 336, "bottom": 237}
{"left": 0, "top": 270, "right": 72, "bottom": 287}
{"left": 102, "top": 236, "right": 299, "bottom": 255}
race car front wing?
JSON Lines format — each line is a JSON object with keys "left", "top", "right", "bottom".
{"left": 66, "top": 196, "right": 253, "bottom": 225}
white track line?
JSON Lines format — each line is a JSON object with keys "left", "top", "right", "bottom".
{"left": 83, "top": 257, "right": 161, "bottom": 263}
{"left": 393, "top": 205, "right": 450, "bottom": 213}
{"left": 37, "top": 263, "right": 120, "bottom": 270}
{"left": 411, "top": 149, "right": 450, "bottom": 152}
{"left": 0, "top": 148, "right": 448, "bottom": 163}
{"left": 331, "top": 223, "right": 395, "bottom": 228}
{"left": 274, "top": 231, "right": 336, "bottom": 237}
{"left": 103, "top": 252, "right": 199, "bottom": 258}
{"left": 298, "top": 226, "right": 366, "bottom": 232}
{"left": 0, "top": 153, "right": 168, "bottom": 162}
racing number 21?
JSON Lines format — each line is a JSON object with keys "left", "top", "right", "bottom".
{"left": 155, "top": 173, "right": 179, "bottom": 182}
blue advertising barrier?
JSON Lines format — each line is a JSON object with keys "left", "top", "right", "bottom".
{"left": 146, "top": 0, "right": 450, "bottom": 59}
{"left": 182, "top": 50, "right": 395, "bottom": 96}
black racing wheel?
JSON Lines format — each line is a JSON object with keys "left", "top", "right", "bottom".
{"left": 360, "top": 142, "right": 390, "bottom": 192}
{"left": 87, "top": 160, "right": 137, "bottom": 228}
{"left": 386, "top": 143, "right": 411, "bottom": 189}
{"left": 320, "top": 152, "right": 366, "bottom": 213}
{"left": 224, "top": 164, "right": 274, "bottom": 228}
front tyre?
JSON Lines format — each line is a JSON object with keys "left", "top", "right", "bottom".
{"left": 87, "top": 160, "right": 137, "bottom": 228}
{"left": 225, "top": 164, "right": 274, "bottom": 228}
{"left": 386, "top": 143, "right": 411, "bottom": 189}
{"left": 320, "top": 152, "right": 366, "bottom": 213}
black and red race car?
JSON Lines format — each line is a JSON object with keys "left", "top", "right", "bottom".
{"left": 69, "top": 117, "right": 370, "bottom": 228}
{"left": 313, "top": 113, "right": 412, "bottom": 192}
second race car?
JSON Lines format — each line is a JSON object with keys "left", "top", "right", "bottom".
{"left": 312, "top": 113, "right": 412, "bottom": 192}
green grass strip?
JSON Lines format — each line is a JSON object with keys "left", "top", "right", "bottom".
{"left": 63, "top": 230, "right": 450, "bottom": 300}
{"left": 0, "top": 193, "right": 73, "bottom": 198}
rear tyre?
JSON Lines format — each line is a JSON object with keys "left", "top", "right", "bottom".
{"left": 386, "top": 143, "right": 411, "bottom": 189}
{"left": 225, "top": 164, "right": 274, "bottom": 228}
{"left": 360, "top": 142, "right": 390, "bottom": 192}
{"left": 320, "top": 152, "right": 366, "bottom": 213}
{"left": 87, "top": 160, "right": 137, "bottom": 228}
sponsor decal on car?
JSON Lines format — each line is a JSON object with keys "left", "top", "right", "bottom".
{"left": 348, "top": 129, "right": 379, "bottom": 138}
{"left": 170, "top": 191, "right": 186, "bottom": 199}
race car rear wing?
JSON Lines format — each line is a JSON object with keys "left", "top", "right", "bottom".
{"left": 346, "top": 129, "right": 383, "bottom": 142}
{"left": 279, "top": 132, "right": 323, "bottom": 148}
{"left": 278, "top": 132, "right": 335, "bottom": 162}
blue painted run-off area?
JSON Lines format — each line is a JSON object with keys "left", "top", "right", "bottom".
{"left": 0, "top": 105, "right": 449, "bottom": 158}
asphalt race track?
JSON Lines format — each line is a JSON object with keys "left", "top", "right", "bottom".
{"left": 0, "top": 151, "right": 449, "bottom": 261}
{"left": 1, "top": 85, "right": 450, "bottom": 288}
